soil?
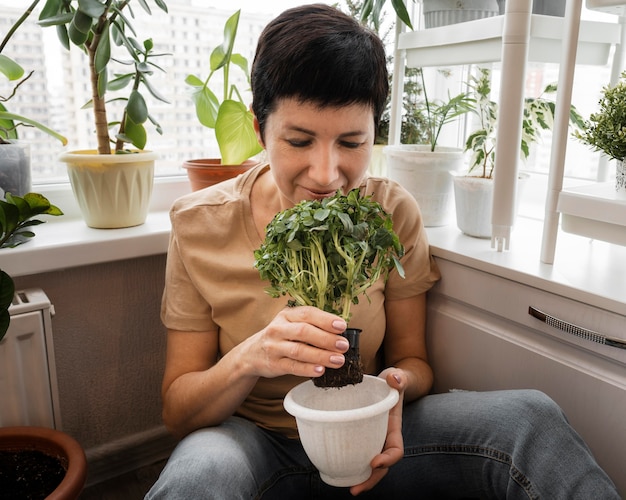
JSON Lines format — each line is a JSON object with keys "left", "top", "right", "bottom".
{"left": 314, "top": 328, "right": 364, "bottom": 388}
{"left": 0, "top": 449, "right": 66, "bottom": 500}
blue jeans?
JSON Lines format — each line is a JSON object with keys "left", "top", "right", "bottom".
{"left": 145, "top": 389, "right": 619, "bottom": 499}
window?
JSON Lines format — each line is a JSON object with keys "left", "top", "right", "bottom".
{"left": 1, "top": 0, "right": 331, "bottom": 184}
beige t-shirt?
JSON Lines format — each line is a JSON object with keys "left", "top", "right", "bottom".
{"left": 162, "top": 163, "right": 440, "bottom": 437}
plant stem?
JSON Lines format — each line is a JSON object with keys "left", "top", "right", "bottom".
{"left": 0, "top": 0, "right": 40, "bottom": 54}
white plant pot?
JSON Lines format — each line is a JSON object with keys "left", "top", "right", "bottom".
{"left": 423, "top": 0, "right": 500, "bottom": 28}
{"left": 284, "top": 375, "right": 399, "bottom": 488}
{"left": 384, "top": 145, "right": 464, "bottom": 227}
{"left": 59, "top": 150, "right": 157, "bottom": 229}
{"left": 452, "top": 172, "right": 528, "bottom": 238}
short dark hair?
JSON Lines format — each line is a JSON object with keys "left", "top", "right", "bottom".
{"left": 251, "top": 4, "right": 388, "bottom": 142}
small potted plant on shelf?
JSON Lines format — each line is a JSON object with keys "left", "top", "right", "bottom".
{"left": 455, "top": 67, "right": 584, "bottom": 238}
{"left": 0, "top": 194, "right": 85, "bottom": 500}
{"left": 254, "top": 188, "right": 403, "bottom": 488}
{"left": 183, "top": 9, "right": 263, "bottom": 191}
{"left": 574, "top": 71, "right": 626, "bottom": 196}
{"left": 1, "top": 0, "right": 68, "bottom": 197}
{"left": 384, "top": 67, "right": 474, "bottom": 227}
{"left": 37, "top": 0, "right": 170, "bottom": 228}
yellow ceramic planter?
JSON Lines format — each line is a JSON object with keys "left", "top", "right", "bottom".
{"left": 59, "top": 150, "right": 157, "bottom": 228}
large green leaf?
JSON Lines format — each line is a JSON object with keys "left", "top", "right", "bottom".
{"left": 0, "top": 111, "right": 67, "bottom": 145}
{"left": 187, "top": 77, "right": 219, "bottom": 129}
{"left": 119, "top": 117, "right": 147, "bottom": 149}
{"left": 94, "top": 20, "right": 111, "bottom": 75}
{"left": 0, "top": 55, "right": 25, "bottom": 81}
{"left": 210, "top": 10, "right": 240, "bottom": 72}
{"left": 126, "top": 90, "right": 148, "bottom": 124}
{"left": 215, "top": 99, "right": 261, "bottom": 165}
{"left": 78, "top": 0, "right": 107, "bottom": 18}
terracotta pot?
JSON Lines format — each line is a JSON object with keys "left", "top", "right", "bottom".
{"left": 183, "top": 158, "right": 259, "bottom": 191}
{"left": 59, "top": 150, "right": 157, "bottom": 229}
{"left": 0, "top": 426, "right": 87, "bottom": 500}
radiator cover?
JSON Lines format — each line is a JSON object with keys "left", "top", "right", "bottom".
{"left": 0, "top": 288, "right": 61, "bottom": 428}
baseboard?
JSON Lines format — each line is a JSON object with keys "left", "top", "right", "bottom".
{"left": 84, "top": 425, "right": 177, "bottom": 487}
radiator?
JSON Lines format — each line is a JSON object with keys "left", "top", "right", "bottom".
{"left": 0, "top": 288, "right": 61, "bottom": 429}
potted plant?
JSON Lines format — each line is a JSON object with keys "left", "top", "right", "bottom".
{"left": 455, "top": 67, "right": 585, "bottom": 237}
{"left": 254, "top": 188, "right": 405, "bottom": 387}
{"left": 0, "top": 195, "right": 85, "bottom": 500}
{"left": 384, "top": 67, "right": 474, "bottom": 227}
{"left": 183, "top": 9, "right": 262, "bottom": 191}
{"left": 1, "top": 0, "right": 68, "bottom": 197}
{"left": 574, "top": 71, "right": 626, "bottom": 195}
{"left": 422, "top": 0, "right": 500, "bottom": 28}
{"left": 37, "top": 0, "right": 170, "bottom": 228}
{"left": 254, "top": 189, "right": 403, "bottom": 486}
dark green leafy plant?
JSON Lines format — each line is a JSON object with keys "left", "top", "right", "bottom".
{"left": 574, "top": 71, "right": 626, "bottom": 162}
{"left": 0, "top": 192, "right": 62, "bottom": 341}
{"left": 185, "top": 10, "right": 262, "bottom": 165}
{"left": 37, "top": 0, "right": 170, "bottom": 154}
{"left": 358, "top": 0, "right": 414, "bottom": 30}
{"left": 254, "top": 189, "right": 405, "bottom": 322}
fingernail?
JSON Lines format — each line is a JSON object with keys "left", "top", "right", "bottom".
{"left": 332, "top": 319, "right": 347, "bottom": 331}
{"left": 393, "top": 374, "right": 401, "bottom": 384}
{"left": 330, "top": 355, "right": 344, "bottom": 365}
{"left": 314, "top": 365, "right": 324, "bottom": 374}
{"left": 335, "top": 339, "right": 350, "bottom": 351}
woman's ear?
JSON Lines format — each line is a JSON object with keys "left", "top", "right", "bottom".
{"left": 252, "top": 110, "right": 265, "bottom": 148}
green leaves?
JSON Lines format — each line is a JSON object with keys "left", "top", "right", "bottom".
{"left": 185, "top": 10, "right": 260, "bottom": 165}
{"left": 0, "top": 269, "right": 14, "bottom": 341}
{"left": 0, "top": 192, "right": 63, "bottom": 248}
{"left": 37, "top": 0, "right": 170, "bottom": 153}
{"left": 360, "top": 0, "right": 413, "bottom": 30}
{"left": 575, "top": 71, "right": 626, "bottom": 161}
{"left": 254, "top": 190, "right": 404, "bottom": 322}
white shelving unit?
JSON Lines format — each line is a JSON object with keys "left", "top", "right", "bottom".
{"left": 389, "top": 0, "right": 624, "bottom": 258}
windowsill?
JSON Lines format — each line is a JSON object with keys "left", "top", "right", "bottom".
{"left": 4, "top": 177, "right": 626, "bottom": 316}
{"left": 1, "top": 176, "right": 191, "bottom": 278}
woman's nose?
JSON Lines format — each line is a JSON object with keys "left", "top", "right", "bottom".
{"left": 308, "top": 146, "right": 340, "bottom": 186}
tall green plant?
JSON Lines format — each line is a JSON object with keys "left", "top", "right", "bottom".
{"left": 185, "top": 10, "right": 262, "bottom": 165}
{"left": 38, "top": 0, "right": 170, "bottom": 154}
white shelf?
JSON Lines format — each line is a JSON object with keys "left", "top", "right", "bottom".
{"left": 558, "top": 182, "right": 626, "bottom": 245}
{"left": 399, "top": 14, "right": 620, "bottom": 67}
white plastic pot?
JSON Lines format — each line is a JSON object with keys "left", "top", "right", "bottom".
{"left": 423, "top": 0, "right": 500, "bottom": 28}
{"left": 284, "top": 375, "right": 398, "bottom": 487}
{"left": 59, "top": 150, "right": 157, "bottom": 228}
{"left": 384, "top": 145, "right": 464, "bottom": 227}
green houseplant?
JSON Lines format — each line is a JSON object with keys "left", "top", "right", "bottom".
{"left": 36, "top": 0, "right": 170, "bottom": 228}
{"left": 0, "top": 193, "right": 86, "bottom": 500}
{"left": 574, "top": 71, "right": 626, "bottom": 194}
{"left": 1, "top": 0, "right": 68, "bottom": 197}
{"left": 183, "top": 9, "right": 262, "bottom": 191}
{"left": 384, "top": 67, "right": 474, "bottom": 227}
{"left": 254, "top": 189, "right": 404, "bottom": 388}
{"left": 455, "top": 67, "right": 584, "bottom": 237}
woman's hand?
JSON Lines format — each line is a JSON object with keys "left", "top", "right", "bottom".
{"left": 349, "top": 368, "right": 406, "bottom": 496}
{"left": 240, "top": 305, "right": 350, "bottom": 379}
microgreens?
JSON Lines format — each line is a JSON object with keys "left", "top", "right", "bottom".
{"left": 254, "top": 189, "right": 405, "bottom": 322}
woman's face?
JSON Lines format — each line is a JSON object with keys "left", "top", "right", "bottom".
{"left": 256, "top": 98, "right": 375, "bottom": 207}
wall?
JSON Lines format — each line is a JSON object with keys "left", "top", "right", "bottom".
{"left": 14, "top": 254, "right": 175, "bottom": 483}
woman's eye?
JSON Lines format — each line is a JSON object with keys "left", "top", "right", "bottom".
{"left": 341, "top": 141, "right": 362, "bottom": 149}
{"left": 287, "top": 139, "right": 310, "bottom": 148}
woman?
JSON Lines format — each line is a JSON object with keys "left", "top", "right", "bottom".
{"left": 146, "top": 4, "right": 619, "bottom": 499}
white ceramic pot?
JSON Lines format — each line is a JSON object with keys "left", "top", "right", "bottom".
{"left": 284, "top": 375, "right": 399, "bottom": 487}
{"left": 423, "top": 0, "right": 500, "bottom": 28}
{"left": 59, "top": 150, "right": 157, "bottom": 228}
{"left": 384, "top": 145, "right": 464, "bottom": 227}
